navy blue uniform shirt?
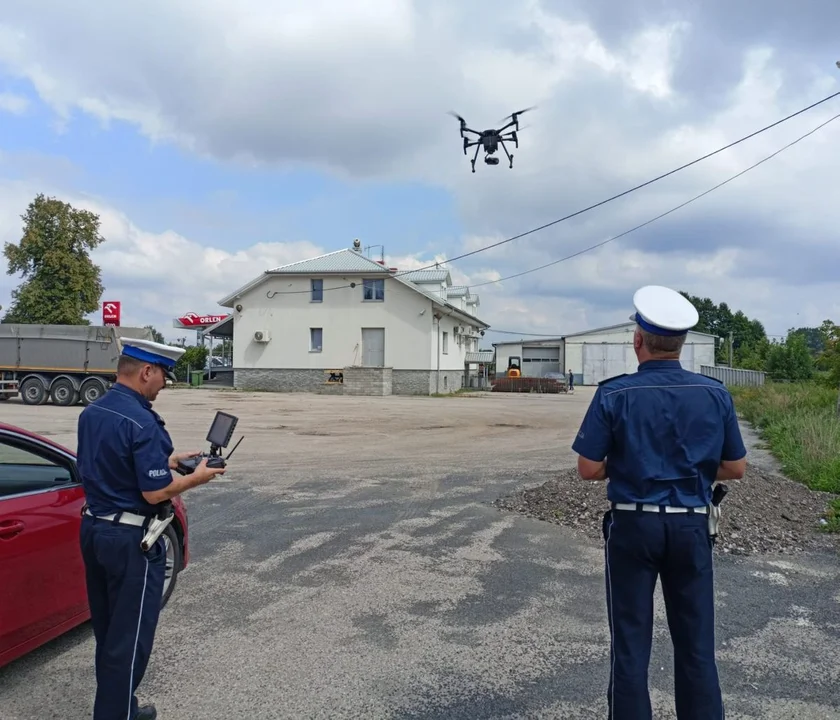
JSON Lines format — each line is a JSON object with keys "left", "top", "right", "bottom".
{"left": 572, "top": 359, "right": 747, "bottom": 507}
{"left": 77, "top": 383, "right": 174, "bottom": 516}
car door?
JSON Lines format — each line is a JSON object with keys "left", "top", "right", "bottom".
{"left": 0, "top": 430, "right": 87, "bottom": 663}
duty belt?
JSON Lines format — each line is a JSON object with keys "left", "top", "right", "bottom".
{"left": 611, "top": 502, "right": 708, "bottom": 515}
{"left": 83, "top": 507, "right": 153, "bottom": 527}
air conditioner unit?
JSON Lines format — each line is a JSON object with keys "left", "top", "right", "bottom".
{"left": 253, "top": 330, "right": 271, "bottom": 343}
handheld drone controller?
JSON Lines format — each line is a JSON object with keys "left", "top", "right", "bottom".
{"left": 175, "top": 411, "right": 244, "bottom": 476}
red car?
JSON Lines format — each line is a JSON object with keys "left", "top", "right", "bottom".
{"left": 0, "top": 421, "right": 189, "bottom": 669}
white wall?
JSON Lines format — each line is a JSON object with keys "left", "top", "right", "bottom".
{"left": 231, "top": 274, "right": 434, "bottom": 370}
{"left": 494, "top": 344, "right": 523, "bottom": 376}
{"left": 434, "top": 313, "right": 482, "bottom": 371}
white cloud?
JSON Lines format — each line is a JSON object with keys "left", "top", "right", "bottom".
{"left": 0, "top": 91, "right": 28, "bottom": 114}
{"left": 1, "top": 1, "right": 840, "bottom": 346}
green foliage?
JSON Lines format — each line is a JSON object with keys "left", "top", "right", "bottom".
{"left": 174, "top": 345, "right": 208, "bottom": 382}
{"left": 788, "top": 323, "right": 832, "bottom": 357}
{"left": 730, "top": 383, "right": 840, "bottom": 495}
{"left": 678, "top": 291, "right": 766, "bottom": 364}
{"left": 816, "top": 321, "right": 840, "bottom": 386}
{"left": 2, "top": 194, "right": 105, "bottom": 324}
{"left": 764, "top": 333, "right": 814, "bottom": 381}
{"left": 145, "top": 325, "right": 165, "bottom": 343}
{"left": 212, "top": 339, "right": 232, "bottom": 356}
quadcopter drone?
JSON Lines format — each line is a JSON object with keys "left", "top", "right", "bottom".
{"left": 449, "top": 107, "right": 535, "bottom": 173}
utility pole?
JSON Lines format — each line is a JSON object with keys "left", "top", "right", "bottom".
{"left": 729, "top": 332, "right": 734, "bottom": 368}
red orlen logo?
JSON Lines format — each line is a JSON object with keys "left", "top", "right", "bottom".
{"left": 177, "top": 312, "right": 229, "bottom": 327}
{"left": 102, "top": 301, "right": 121, "bottom": 327}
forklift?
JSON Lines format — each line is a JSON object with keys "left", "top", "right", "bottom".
{"left": 506, "top": 356, "right": 522, "bottom": 378}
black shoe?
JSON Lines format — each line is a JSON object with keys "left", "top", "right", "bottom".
{"left": 135, "top": 705, "right": 157, "bottom": 720}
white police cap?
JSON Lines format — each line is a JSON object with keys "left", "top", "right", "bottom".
{"left": 121, "top": 337, "right": 186, "bottom": 380}
{"left": 630, "top": 285, "right": 699, "bottom": 337}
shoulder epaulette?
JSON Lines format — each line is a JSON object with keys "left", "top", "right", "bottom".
{"left": 598, "top": 373, "right": 628, "bottom": 386}
{"left": 704, "top": 374, "right": 725, "bottom": 385}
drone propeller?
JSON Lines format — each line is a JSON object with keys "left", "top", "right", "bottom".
{"left": 499, "top": 106, "right": 537, "bottom": 124}
{"left": 447, "top": 110, "right": 467, "bottom": 124}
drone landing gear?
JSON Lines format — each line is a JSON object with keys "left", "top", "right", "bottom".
{"left": 470, "top": 142, "right": 481, "bottom": 173}
{"left": 499, "top": 138, "right": 514, "bottom": 169}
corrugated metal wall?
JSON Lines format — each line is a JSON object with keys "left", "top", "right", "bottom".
{"left": 700, "top": 365, "right": 765, "bottom": 386}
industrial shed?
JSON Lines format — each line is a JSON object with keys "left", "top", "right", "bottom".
{"left": 493, "top": 338, "right": 564, "bottom": 379}
{"left": 565, "top": 322, "right": 717, "bottom": 384}
{"left": 493, "top": 322, "right": 718, "bottom": 386}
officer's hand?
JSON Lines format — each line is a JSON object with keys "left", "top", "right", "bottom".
{"left": 169, "top": 450, "right": 202, "bottom": 470}
{"left": 193, "top": 458, "right": 227, "bottom": 484}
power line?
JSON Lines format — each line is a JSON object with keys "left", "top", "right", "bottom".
{"left": 264, "top": 89, "right": 840, "bottom": 296}
{"left": 465, "top": 111, "right": 840, "bottom": 290}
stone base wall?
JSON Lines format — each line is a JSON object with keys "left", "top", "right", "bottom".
{"left": 234, "top": 368, "right": 332, "bottom": 393}
{"left": 233, "top": 368, "right": 464, "bottom": 396}
{"left": 391, "top": 370, "right": 434, "bottom": 395}
{"left": 343, "top": 366, "right": 393, "bottom": 396}
{"left": 429, "top": 370, "right": 465, "bottom": 395}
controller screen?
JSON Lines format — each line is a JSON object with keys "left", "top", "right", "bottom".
{"left": 207, "top": 411, "right": 238, "bottom": 448}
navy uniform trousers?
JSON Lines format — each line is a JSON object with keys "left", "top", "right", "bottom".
{"left": 80, "top": 514, "right": 166, "bottom": 720}
{"left": 602, "top": 507, "right": 724, "bottom": 720}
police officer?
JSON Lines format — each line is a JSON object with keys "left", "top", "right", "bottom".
{"left": 572, "top": 285, "right": 747, "bottom": 720}
{"left": 77, "top": 337, "right": 226, "bottom": 720}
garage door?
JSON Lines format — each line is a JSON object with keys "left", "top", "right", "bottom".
{"left": 522, "top": 346, "right": 561, "bottom": 377}
{"left": 582, "top": 343, "right": 636, "bottom": 384}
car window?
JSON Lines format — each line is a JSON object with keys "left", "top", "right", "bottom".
{"left": 0, "top": 438, "right": 74, "bottom": 498}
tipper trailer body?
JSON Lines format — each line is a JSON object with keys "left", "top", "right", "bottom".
{"left": 0, "top": 324, "right": 153, "bottom": 406}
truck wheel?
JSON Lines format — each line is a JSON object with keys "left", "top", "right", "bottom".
{"left": 50, "top": 377, "right": 79, "bottom": 406}
{"left": 19, "top": 377, "right": 48, "bottom": 405}
{"left": 79, "top": 378, "right": 106, "bottom": 405}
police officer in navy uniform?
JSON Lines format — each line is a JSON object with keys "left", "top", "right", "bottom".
{"left": 77, "top": 337, "right": 226, "bottom": 720}
{"left": 572, "top": 286, "right": 747, "bottom": 720}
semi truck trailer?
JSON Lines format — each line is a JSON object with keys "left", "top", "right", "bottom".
{"left": 0, "top": 324, "right": 153, "bottom": 406}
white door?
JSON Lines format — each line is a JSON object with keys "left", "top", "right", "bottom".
{"left": 361, "top": 328, "right": 385, "bottom": 366}
{"left": 582, "top": 343, "right": 636, "bottom": 384}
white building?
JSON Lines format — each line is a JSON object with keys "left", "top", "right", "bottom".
{"left": 207, "top": 241, "right": 491, "bottom": 395}
{"left": 493, "top": 322, "right": 718, "bottom": 385}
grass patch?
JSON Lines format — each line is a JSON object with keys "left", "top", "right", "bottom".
{"left": 730, "top": 382, "right": 840, "bottom": 495}
{"left": 823, "top": 498, "right": 840, "bottom": 533}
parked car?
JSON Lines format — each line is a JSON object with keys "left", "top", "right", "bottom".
{"left": 0, "top": 422, "right": 189, "bottom": 669}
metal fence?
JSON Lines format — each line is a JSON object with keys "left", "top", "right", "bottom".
{"left": 700, "top": 365, "right": 765, "bottom": 386}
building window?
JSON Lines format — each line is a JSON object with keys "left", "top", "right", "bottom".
{"left": 311, "top": 279, "right": 323, "bottom": 302}
{"left": 442, "top": 331, "right": 449, "bottom": 354}
{"left": 363, "top": 278, "right": 384, "bottom": 301}
{"left": 310, "top": 327, "right": 323, "bottom": 352}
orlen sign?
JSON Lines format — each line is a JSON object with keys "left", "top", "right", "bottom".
{"left": 173, "top": 312, "right": 230, "bottom": 329}
{"left": 102, "top": 301, "right": 121, "bottom": 327}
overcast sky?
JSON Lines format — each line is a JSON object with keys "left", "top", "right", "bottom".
{"left": 1, "top": 0, "right": 839, "bottom": 345}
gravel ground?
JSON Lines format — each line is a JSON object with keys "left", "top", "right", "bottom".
{"left": 494, "top": 422, "right": 840, "bottom": 556}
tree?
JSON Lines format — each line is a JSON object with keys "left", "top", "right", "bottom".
{"left": 2, "top": 194, "right": 105, "bottom": 325}
{"left": 174, "top": 345, "right": 208, "bottom": 383}
{"left": 764, "top": 333, "right": 814, "bottom": 381}
{"left": 678, "top": 291, "right": 767, "bottom": 365}
{"left": 145, "top": 325, "right": 165, "bottom": 344}
{"left": 787, "top": 324, "right": 832, "bottom": 358}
